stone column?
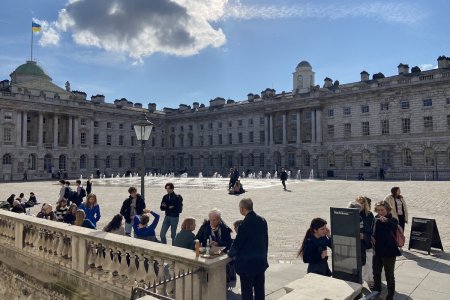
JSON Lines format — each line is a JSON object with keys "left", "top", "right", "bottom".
{"left": 264, "top": 115, "right": 269, "bottom": 146}
{"left": 22, "top": 111, "right": 27, "bottom": 147}
{"left": 193, "top": 124, "right": 198, "bottom": 147}
{"left": 38, "top": 112, "right": 43, "bottom": 147}
{"left": 53, "top": 115, "right": 58, "bottom": 148}
{"left": 90, "top": 119, "right": 95, "bottom": 149}
{"left": 16, "top": 112, "right": 22, "bottom": 146}
{"left": 68, "top": 116, "right": 73, "bottom": 148}
{"left": 316, "top": 109, "right": 322, "bottom": 143}
{"left": 73, "top": 117, "right": 79, "bottom": 148}
{"left": 269, "top": 114, "right": 274, "bottom": 145}
{"left": 296, "top": 111, "right": 301, "bottom": 145}
{"left": 311, "top": 110, "right": 316, "bottom": 144}
{"left": 282, "top": 113, "right": 287, "bottom": 145}
{"left": 14, "top": 221, "right": 24, "bottom": 249}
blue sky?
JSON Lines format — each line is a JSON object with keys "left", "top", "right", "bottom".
{"left": 0, "top": 0, "right": 449, "bottom": 109}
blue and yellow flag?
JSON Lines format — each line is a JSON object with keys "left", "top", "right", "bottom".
{"left": 32, "top": 22, "right": 41, "bottom": 32}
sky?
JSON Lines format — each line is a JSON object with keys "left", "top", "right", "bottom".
{"left": 0, "top": 0, "right": 449, "bottom": 109}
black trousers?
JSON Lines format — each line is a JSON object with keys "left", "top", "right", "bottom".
{"left": 239, "top": 272, "right": 265, "bottom": 300}
{"left": 398, "top": 214, "right": 406, "bottom": 231}
{"left": 373, "top": 255, "right": 396, "bottom": 300}
{"left": 281, "top": 180, "right": 286, "bottom": 189}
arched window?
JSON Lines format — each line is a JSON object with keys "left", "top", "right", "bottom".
{"left": 362, "top": 150, "right": 371, "bottom": 167}
{"left": 273, "top": 151, "right": 281, "bottom": 168}
{"left": 249, "top": 154, "right": 254, "bottom": 167}
{"left": 118, "top": 156, "right": 123, "bottom": 168}
{"left": 28, "top": 154, "right": 36, "bottom": 170}
{"left": 239, "top": 153, "right": 244, "bottom": 166}
{"left": 303, "top": 151, "right": 310, "bottom": 167}
{"left": 130, "top": 155, "right": 136, "bottom": 169}
{"left": 94, "top": 155, "right": 99, "bottom": 169}
{"left": 189, "top": 154, "right": 194, "bottom": 167}
{"left": 44, "top": 154, "right": 52, "bottom": 173}
{"left": 424, "top": 148, "right": 434, "bottom": 166}
{"left": 80, "top": 155, "right": 87, "bottom": 170}
{"left": 344, "top": 151, "right": 352, "bottom": 167}
{"left": 259, "top": 153, "right": 265, "bottom": 167}
{"left": 171, "top": 156, "right": 176, "bottom": 168}
{"left": 59, "top": 155, "right": 66, "bottom": 170}
{"left": 2, "top": 154, "right": 12, "bottom": 165}
{"left": 218, "top": 154, "right": 223, "bottom": 167}
{"left": 402, "top": 149, "right": 412, "bottom": 166}
{"left": 105, "top": 156, "right": 111, "bottom": 169}
{"left": 327, "top": 151, "right": 335, "bottom": 167}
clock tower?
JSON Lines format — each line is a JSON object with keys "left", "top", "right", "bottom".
{"left": 293, "top": 60, "right": 315, "bottom": 93}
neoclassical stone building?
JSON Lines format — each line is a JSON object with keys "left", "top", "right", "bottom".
{"left": 1, "top": 56, "right": 450, "bottom": 181}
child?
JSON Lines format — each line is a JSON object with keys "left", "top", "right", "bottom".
{"left": 79, "top": 193, "right": 101, "bottom": 227}
{"left": 55, "top": 199, "right": 68, "bottom": 222}
{"left": 133, "top": 211, "right": 160, "bottom": 242}
{"left": 298, "top": 218, "right": 332, "bottom": 276}
{"left": 103, "top": 214, "right": 125, "bottom": 235}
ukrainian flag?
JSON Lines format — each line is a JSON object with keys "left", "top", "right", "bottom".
{"left": 32, "top": 22, "right": 41, "bottom": 32}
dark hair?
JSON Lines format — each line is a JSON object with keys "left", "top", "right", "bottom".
{"left": 104, "top": 214, "right": 124, "bottom": 232}
{"left": 165, "top": 182, "right": 174, "bottom": 190}
{"left": 128, "top": 186, "right": 137, "bottom": 194}
{"left": 65, "top": 181, "right": 70, "bottom": 186}
{"left": 19, "top": 193, "right": 24, "bottom": 197}
{"left": 76, "top": 180, "right": 81, "bottom": 184}
{"left": 30, "top": 192, "right": 35, "bottom": 195}
{"left": 297, "top": 218, "right": 328, "bottom": 257}
{"left": 391, "top": 187, "right": 401, "bottom": 198}
{"left": 140, "top": 214, "right": 150, "bottom": 226}
{"left": 59, "top": 179, "right": 66, "bottom": 184}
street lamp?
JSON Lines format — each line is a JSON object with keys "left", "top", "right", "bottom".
{"left": 133, "top": 116, "right": 154, "bottom": 199}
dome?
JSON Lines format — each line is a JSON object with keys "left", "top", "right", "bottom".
{"left": 296, "top": 60, "right": 312, "bottom": 69}
{"left": 12, "top": 61, "right": 51, "bottom": 80}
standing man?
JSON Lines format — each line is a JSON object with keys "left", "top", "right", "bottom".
{"left": 228, "top": 198, "right": 268, "bottom": 300}
{"left": 120, "top": 186, "right": 146, "bottom": 237}
{"left": 280, "top": 168, "right": 288, "bottom": 191}
{"left": 74, "top": 179, "right": 86, "bottom": 206}
{"left": 160, "top": 182, "right": 183, "bottom": 245}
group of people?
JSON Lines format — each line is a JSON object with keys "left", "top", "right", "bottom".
{"left": 228, "top": 167, "right": 245, "bottom": 195}
{"left": 299, "top": 186, "right": 408, "bottom": 300}
{"left": 2, "top": 192, "right": 39, "bottom": 213}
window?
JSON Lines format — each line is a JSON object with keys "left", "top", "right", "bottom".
{"left": 381, "top": 120, "right": 389, "bottom": 135}
{"left": 343, "top": 107, "right": 351, "bottom": 115}
{"left": 380, "top": 102, "right": 389, "bottom": 111}
{"left": 131, "top": 155, "right": 136, "bottom": 168}
{"left": 80, "top": 155, "right": 87, "bottom": 170}
{"left": 344, "top": 151, "right": 352, "bottom": 167}
{"left": 119, "top": 156, "right": 123, "bottom": 168}
{"left": 59, "top": 155, "right": 66, "bottom": 170}
{"left": 259, "top": 131, "right": 265, "bottom": 143}
{"left": 260, "top": 117, "right": 265, "bottom": 125}
{"left": 402, "top": 118, "right": 410, "bottom": 133}
{"left": 81, "top": 132, "right": 86, "bottom": 145}
{"left": 180, "top": 126, "right": 184, "bottom": 132}
{"left": 94, "top": 155, "right": 99, "bottom": 168}
{"left": 200, "top": 124, "right": 204, "bottom": 130}
{"left": 200, "top": 136, "right": 204, "bottom": 146}
{"left": 228, "top": 133, "right": 233, "bottom": 144}
{"left": 447, "top": 98, "right": 450, "bottom": 105}
{"left": 119, "top": 135, "right": 124, "bottom": 146}
{"left": 424, "top": 148, "right": 435, "bottom": 166}
{"left": 105, "top": 156, "right": 111, "bottom": 168}
{"left": 4, "top": 112, "right": 12, "bottom": 120}
{"left": 423, "top": 99, "right": 432, "bottom": 107}
{"left": 303, "top": 151, "right": 310, "bottom": 167}
{"left": 218, "top": 122, "right": 222, "bottom": 129}
{"left": 28, "top": 154, "right": 36, "bottom": 170}
{"left": 209, "top": 122, "right": 213, "bottom": 129}
{"left": 361, "top": 105, "right": 369, "bottom": 113}
{"left": 362, "top": 150, "right": 371, "bottom": 167}
{"left": 362, "top": 122, "right": 370, "bottom": 136}
{"left": 189, "top": 125, "right": 193, "bottom": 131}
{"left": 238, "top": 120, "right": 243, "bottom": 126}
{"left": 27, "top": 130, "right": 31, "bottom": 143}
{"left": 208, "top": 135, "right": 213, "bottom": 145}
{"left": 170, "top": 136, "right": 175, "bottom": 147}
{"left": 80, "top": 118, "right": 87, "bottom": 126}
{"left": 328, "top": 109, "right": 334, "bottom": 117}
{"left": 3, "top": 153, "right": 12, "bottom": 165}
{"left": 403, "top": 149, "right": 412, "bottom": 166}
{"left": 107, "top": 135, "right": 112, "bottom": 145}
{"left": 94, "top": 134, "right": 99, "bottom": 145}
{"left": 107, "top": 122, "right": 112, "bottom": 129}
{"left": 288, "top": 153, "right": 296, "bottom": 167}
{"left": 27, "top": 116, "right": 31, "bottom": 123}
{"left": 344, "top": 123, "right": 351, "bottom": 137}
{"left": 424, "top": 116, "right": 433, "bottom": 132}
{"left": 401, "top": 101, "right": 410, "bottom": 109}
{"left": 94, "top": 121, "right": 99, "bottom": 127}
{"left": 161, "top": 138, "right": 165, "bottom": 148}
{"left": 3, "top": 127, "right": 12, "bottom": 142}
{"left": 447, "top": 115, "right": 450, "bottom": 130}
{"left": 119, "top": 123, "right": 124, "bottom": 129}
{"left": 248, "top": 118, "right": 253, "bottom": 125}
{"left": 188, "top": 135, "right": 192, "bottom": 147}
{"left": 238, "top": 133, "right": 243, "bottom": 143}
{"left": 249, "top": 131, "right": 254, "bottom": 143}
{"left": 228, "top": 121, "right": 232, "bottom": 128}
{"left": 131, "top": 136, "right": 136, "bottom": 146}
{"left": 259, "top": 153, "right": 265, "bottom": 167}
{"left": 327, "top": 125, "right": 334, "bottom": 137}
{"left": 171, "top": 127, "right": 175, "bottom": 133}
{"left": 328, "top": 151, "right": 335, "bottom": 167}
{"left": 218, "top": 134, "right": 222, "bottom": 145}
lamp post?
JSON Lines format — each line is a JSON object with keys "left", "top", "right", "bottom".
{"left": 133, "top": 116, "right": 154, "bottom": 199}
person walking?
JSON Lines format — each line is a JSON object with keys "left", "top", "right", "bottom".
{"left": 384, "top": 187, "right": 408, "bottom": 230}
{"left": 228, "top": 198, "right": 268, "bottom": 300}
{"left": 120, "top": 186, "right": 146, "bottom": 237}
{"left": 280, "top": 168, "right": 288, "bottom": 191}
{"left": 86, "top": 177, "right": 93, "bottom": 195}
{"left": 160, "top": 182, "right": 183, "bottom": 245}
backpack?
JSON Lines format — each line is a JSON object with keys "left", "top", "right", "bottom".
{"left": 63, "top": 187, "right": 71, "bottom": 199}
{"left": 68, "top": 190, "right": 78, "bottom": 204}
{"left": 79, "top": 187, "right": 87, "bottom": 199}
{"left": 178, "top": 194, "right": 183, "bottom": 213}
{"left": 392, "top": 225, "right": 405, "bottom": 247}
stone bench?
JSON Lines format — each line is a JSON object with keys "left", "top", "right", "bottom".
{"left": 279, "top": 273, "right": 362, "bottom": 300}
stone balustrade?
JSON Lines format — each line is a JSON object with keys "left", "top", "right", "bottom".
{"left": 0, "top": 210, "right": 230, "bottom": 300}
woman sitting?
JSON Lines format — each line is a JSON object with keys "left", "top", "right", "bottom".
{"left": 133, "top": 210, "right": 160, "bottom": 241}
{"left": 63, "top": 203, "right": 78, "bottom": 224}
{"left": 74, "top": 209, "right": 96, "bottom": 229}
{"left": 195, "top": 208, "right": 232, "bottom": 251}
{"left": 11, "top": 199, "right": 25, "bottom": 213}
{"left": 36, "top": 203, "right": 56, "bottom": 221}
{"left": 229, "top": 180, "right": 245, "bottom": 195}
{"left": 103, "top": 214, "right": 125, "bottom": 235}
{"left": 55, "top": 199, "right": 69, "bottom": 222}
{"left": 174, "top": 218, "right": 196, "bottom": 250}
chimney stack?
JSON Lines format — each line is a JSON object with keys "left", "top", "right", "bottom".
{"left": 360, "top": 71, "right": 369, "bottom": 81}
{"left": 397, "top": 63, "right": 410, "bottom": 75}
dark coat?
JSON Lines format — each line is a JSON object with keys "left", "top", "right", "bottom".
{"left": 228, "top": 211, "right": 269, "bottom": 275}
{"left": 372, "top": 214, "right": 401, "bottom": 257}
{"left": 302, "top": 235, "right": 332, "bottom": 276}
{"left": 195, "top": 220, "right": 233, "bottom": 250}
{"left": 280, "top": 171, "right": 288, "bottom": 181}
{"left": 160, "top": 192, "right": 183, "bottom": 217}
{"left": 120, "top": 195, "right": 146, "bottom": 223}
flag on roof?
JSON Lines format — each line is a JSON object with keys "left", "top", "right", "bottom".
{"left": 32, "top": 22, "right": 41, "bottom": 32}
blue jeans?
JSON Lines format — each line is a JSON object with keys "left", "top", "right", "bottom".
{"left": 125, "top": 218, "right": 135, "bottom": 237}
{"left": 160, "top": 216, "right": 179, "bottom": 245}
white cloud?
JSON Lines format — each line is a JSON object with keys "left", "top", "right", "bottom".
{"left": 419, "top": 64, "right": 436, "bottom": 71}
{"left": 33, "top": 18, "right": 60, "bottom": 47}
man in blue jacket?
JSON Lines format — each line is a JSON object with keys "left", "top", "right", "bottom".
{"left": 228, "top": 198, "right": 268, "bottom": 300}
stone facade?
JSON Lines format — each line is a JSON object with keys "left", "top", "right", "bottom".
{"left": 1, "top": 56, "right": 450, "bottom": 181}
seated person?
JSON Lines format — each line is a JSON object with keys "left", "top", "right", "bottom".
{"left": 24, "top": 192, "right": 39, "bottom": 208}
{"left": 55, "top": 199, "right": 69, "bottom": 222}
{"left": 229, "top": 180, "right": 245, "bottom": 194}
{"left": 74, "top": 209, "right": 96, "bottom": 229}
{"left": 11, "top": 199, "right": 25, "bottom": 213}
{"left": 174, "top": 218, "right": 196, "bottom": 250}
{"left": 103, "top": 214, "right": 125, "bottom": 235}
{"left": 133, "top": 210, "right": 160, "bottom": 242}
{"left": 36, "top": 203, "right": 56, "bottom": 221}
{"left": 63, "top": 203, "right": 78, "bottom": 224}
{"left": 195, "top": 208, "right": 232, "bottom": 251}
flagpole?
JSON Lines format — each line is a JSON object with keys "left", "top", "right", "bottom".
{"left": 31, "top": 25, "right": 34, "bottom": 61}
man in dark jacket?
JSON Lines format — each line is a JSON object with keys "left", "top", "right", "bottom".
{"left": 120, "top": 186, "right": 146, "bottom": 236}
{"left": 195, "top": 208, "right": 232, "bottom": 251}
{"left": 160, "top": 182, "right": 183, "bottom": 245}
{"left": 228, "top": 198, "right": 268, "bottom": 300}
{"left": 280, "top": 168, "right": 288, "bottom": 191}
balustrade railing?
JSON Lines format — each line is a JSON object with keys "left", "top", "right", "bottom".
{"left": 0, "top": 211, "right": 229, "bottom": 300}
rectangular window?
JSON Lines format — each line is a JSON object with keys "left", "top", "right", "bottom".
{"left": 447, "top": 98, "right": 450, "bottom": 105}
{"left": 380, "top": 102, "right": 389, "bottom": 111}
{"left": 401, "top": 101, "right": 410, "bottom": 109}
{"left": 344, "top": 123, "right": 351, "bottom": 137}
{"left": 249, "top": 131, "right": 254, "bottom": 143}
{"left": 119, "top": 123, "right": 124, "bottom": 129}
{"left": 447, "top": 115, "right": 450, "bottom": 130}
{"left": 209, "top": 122, "right": 213, "bottom": 129}
{"left": 152, "top": 137, "right": 155, "bottom": 147}
{"left": 180, "top": 125, "right": 184, "bottom": 132}
{"left": 218, "top": 134, "right": 222, "bottom": 145}
{"left": 27, "top": 130, "right": 31, "bottom": 142}
{"left": 327, "top": 125, "right": 334, "bottom": 137}
{"left": 343, "top": 107, "right": 351, "bottom": 115}
{"left": 107, "top": 135, "right": 112, "bottom": 145}
{"left": 401, "top": 118, "right": 410, "bottom": 133}
{"left": 228, "top": 133, "right": 233, "bottom": 144}
{"left": 238, "top": 133, "right": 243, "bottom": 143}
{"left": 27, "top": 116, "right": 31, "bottom": 123}
{"left": 94, "top": 121, "right": 99, "bottom": 127}
{"left": 3, "top": 127, "right": 12, "bottom": 141}
{"left": 200, "top": 124, "right": 204, "bottom": 130}
{"left": 328, "top": 109, "right": 334, "bottom": 117}
{"left": 260, "top": 131, "right": 265, "bottom": 143}
{"left": 107, "top": 122, "right": 112, "bottom": 129}
{"left": 80, "top": 118, "right": 87, "bottom": 126}
{"left": 171, "top": 127, "right": 175, "bottom": 133}
{"left": 248, "top": 118, "right": 253, "bottom": 125}
{"left": 423, "top": 99, "right": 432, "bottom": 107}
{"left": 259, "top": 117, "right": 265, "bottom": 125}
{"left": 4, "top": 112, "right": 12, "bottom": 120}
{"left": 238, "top": 120, "right": 243, "bottom": 126}
{"left": 362, "top": 122, "right": 370, "bottom": 136}
{"left": 218, "top": 122, "right": 222, "bottom": 129}
{"left": 189, "top": 125, "right": 193, "bottom": 131}
{"left": 119, "top": 135, "right": 124, "bottom": 146}
{"left": 208, "top": 135, "right": 213, "bottom": 145}
{"left": 81, "top": 132, "right": 86, "bottom": 145}
{"left": 381, "top": 120, "right": 389, "bottom": 135}
{"left": 424, "top": 116, "right": 433, "bottom": 132}
{"left": 93, "top": 134, "right": 99, "bottom": 145}
{"left": 228, "top": 121, "right": 232, "bottom": 128}
{"left": 361, "top": 105, "right": 369, "bottom": 113}
{"left": 131, "top": 136, "right": 136, "bottom": 146}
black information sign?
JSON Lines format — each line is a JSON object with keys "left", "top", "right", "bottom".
{"left": 408, "top": 217, "right": 444, "bottom": 255}
{"left": 330, "top": 207, "right": 362, "bottom": 284}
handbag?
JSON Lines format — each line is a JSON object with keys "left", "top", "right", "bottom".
{"left": 392, "top": 225, "right": 405, "bottom": 247}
